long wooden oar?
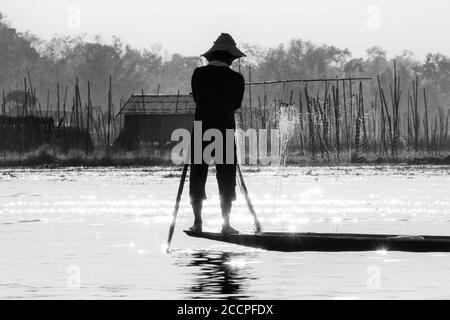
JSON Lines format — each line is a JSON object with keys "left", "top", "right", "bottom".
{"left": 166, "top": 162, "right": 189, "bottom": 252}
{"left": 237, "top": 163, "right": 263, "bottom": 233}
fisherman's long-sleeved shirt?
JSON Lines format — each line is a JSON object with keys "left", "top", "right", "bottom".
{"left": 191, "top": 65, "right": 245, "bottom": 131}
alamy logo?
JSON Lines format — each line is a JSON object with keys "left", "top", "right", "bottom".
{"left": 366, "top": 5, "right": 381, "bottom": 30}
{"left": 170, "top": 121, "right": 284, "bottom": 165}
{"left": 66, "top": 265, "right": 81, "bottom": 289}
{"left": 366, "top": 265, "right": 381, "bottom": 290}
{"left": 66, "top": 5, "right": 81, "bottom": 30}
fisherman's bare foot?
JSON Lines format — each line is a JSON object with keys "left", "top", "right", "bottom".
{"left": 189, "top": 224, "right": 202, "bottom": 233}
{"left": 221, "top": 225, "right": 239, "bottom": 235}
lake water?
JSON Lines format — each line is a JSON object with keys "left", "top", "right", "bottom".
{"left": 1, "top": 166, "right": 450, "bottom": 299}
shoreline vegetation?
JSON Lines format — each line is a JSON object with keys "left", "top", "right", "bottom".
{"left": 2, "top": 15, "right": 450, "bottom": 168}
{"left": 1, "top": 147, "right": 449, "bottom": 169}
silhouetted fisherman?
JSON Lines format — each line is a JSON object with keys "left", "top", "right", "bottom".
{"left": 189, "top": 33, "right": 246, "bottom": 234}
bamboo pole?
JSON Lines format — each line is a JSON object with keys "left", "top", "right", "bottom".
{"left": 23, "top": 78, "right": 27, "bottom": 117}
{"left": 75, "top": 77, "right": 79, "bottom": 129}
{"left": 246, "top": 77, "right": 372, "bottom": 86}
{"left": 70, "top": 97, "right": 75, "bottom": 128}
{"left": 349, "top": 80, "right": 354, "bottom": 153}
{"left": 305, "top": 85, "right": 315, "bottom": 157}
{"left": 423, "top": 88, "right": 430, "bottom": 154}
{"left": 380, "top": 97, "right": 386, "bottom": 155}
{"left": 372, "top": 97, "right": 377, "bottom": 154}
{"left": 107, "top": 75, "right": 112, "bottom": 147}
{"left": 2, "top": 90, "right": 5, "bottom": 115}
{"left": 322, "top": 82, "right": 329, "bottom": 151}
{"left": 99, "top": 109, "right": 108, "bottom": 146}
{"left": 359, "top": 82, "right": 367, "bottom": 152}
{"left": 298, "top": 89, "right": 305, "bottom": 155}
{"left": 312, "top": 98, "right": 323, "bottom": 158}
{"left": 86, "top": 81, "right": 91, "bottom": 157}
{"left": 342, "top": 80, "right": 349, "bottom": 151}
{"left": 407, "top": 92, "right": 412, "bottom": 144}
{"left": 354, "top": 113, "right": 361, "bottom": 159}
{"left": 76, "top": 80, "right": 84, "bottom": 130}
{"left": 46, "top": 89, "right": 50, "bottom": 118}
{"left": 1, "top": 90, "right": 4, "bottom": 157}
{"left": 263, "top": 85, "right": 267, "bottom": 129}
{"left": 445, "top": 109, "right": 450, "bottom": 143}
{"left": 440, "top": 107, "right": 445, "bottom": 145}
{"left": 27, "top": 70, "right": 37, "bottom": 115}
{"left": 413, "top": 75, "right": 419, "bottom": 152}
{"left": 21, "top": 78, "right": 27, "bottom": 154}
{"left": 333, "top": 84, "right": 340, "bottom": 154}
{"left": 248, "top": 66, "right": 252, "bottom": 129}
{"left": 57, "top": 83, "right": 60, "bottom": 124}
{"left": 92, "top": 109, "right": 104, "bottom": 146}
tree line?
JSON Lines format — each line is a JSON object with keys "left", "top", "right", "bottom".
{"left": 1, "top": 12, "right": 450, "bottom": 117}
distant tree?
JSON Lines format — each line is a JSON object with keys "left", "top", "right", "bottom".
{"left": 1, "top": 11, "right": 450, "bottom": 117}
{"left": 0, "top": 14, "right": 40, "bottom": 88}
{"left": 157, "top": 54, "right": 203, "bottom": 94}
{"left": 417, "top": 53, "right": 450, "bottom": 108}
{"left": 365, "top": 46, "right": 389, "bottom": 77}
{"left": 344, "top": 58, "right": 365, "bottom": 77}
{"left": 419, "top": 53, "right": 450, "bottom": 91}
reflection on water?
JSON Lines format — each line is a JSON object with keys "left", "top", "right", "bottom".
{"left": 174, "top": 251, "right": 259, "bottom": 299}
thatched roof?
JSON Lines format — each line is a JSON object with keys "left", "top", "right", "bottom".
{"left": 117, "top": 94, "right": 196, "bottom": 116}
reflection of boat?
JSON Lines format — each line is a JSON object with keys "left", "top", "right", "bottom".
{"left": 184, "top": 230, "right": 450, "bottom": 252}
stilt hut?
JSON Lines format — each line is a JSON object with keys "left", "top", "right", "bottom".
{"left": 115, "top": 93, "right": 195, "bottom": 150}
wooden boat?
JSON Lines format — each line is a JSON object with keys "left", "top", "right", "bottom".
{"left": 184, "top": 230, "right": 450, "bottom": 252}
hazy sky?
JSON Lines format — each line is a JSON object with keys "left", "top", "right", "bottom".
{"left": 1, "top": 0, "right": 449, "bottom": 60}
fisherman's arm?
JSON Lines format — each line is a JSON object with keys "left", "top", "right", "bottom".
{"left": 234, "top": 73, "right": 245, "bottom": 110}
{"left": 191, "top": 68, "right": 199, "bottom": 104}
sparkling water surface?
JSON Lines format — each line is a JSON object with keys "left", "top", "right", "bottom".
{"left": 1, "top": 166, "right": 450, "bottom": 299}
